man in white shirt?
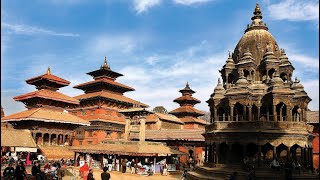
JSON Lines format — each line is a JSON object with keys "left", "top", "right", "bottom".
{"left": 270, "top": 158, "right": 281, "bottom": 171}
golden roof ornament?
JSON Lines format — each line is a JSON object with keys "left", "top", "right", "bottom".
{"left": 101, "top": 56, "right": 110, "bottom": 69}
{"left": 186, "top": 82, "right": 190, "bottom": 88}
{"left": 47, "top": 66, "right": 51, "bottom": 75}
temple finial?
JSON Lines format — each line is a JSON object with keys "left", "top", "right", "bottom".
{"left": 218, "top": 78, "right": 221, "bottom": 84}
{"left": 47, "top": 66, "right": 51, "bottom": 75}
{"left": 186, "top": 82, "right": 189, "bottom": 88}
{"left": 254, "top": 3, "right": 261, "bottom": 14}
{"left": 101, "top": 56, "right": 110, "bottom": 69}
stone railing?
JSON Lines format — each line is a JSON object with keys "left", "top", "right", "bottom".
{"left": 205, "top": 121, "right": 313, "bottom": 133}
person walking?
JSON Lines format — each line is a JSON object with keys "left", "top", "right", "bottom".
{"left": 101, "top": 167, "right": 111, "bottom": 180}
{"left": 130, "top": 159, "right": 136, "bottom": 174}
{"left": 87, "top": 169, "right": 95, "bottom": 180}
{"left": 15, "top": 161, "right": 26, "bottom": 180}
{"left": 162, "top": 162, "right": 168, "bottom": 176}
{"left": 121, "top": 159, "right": 127, "bottom": 173}
{"left": 3, "top": 163, "right": 15, "bottom": 180}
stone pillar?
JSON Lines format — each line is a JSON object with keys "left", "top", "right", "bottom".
{"left": 257, "top": 105, "right": 261, "bottom": 121}
{"left": 300, "top": 109, "right": 304, "bottom": 122}
{"left": 204, "top": 145, "right": 208, "bottom": 163}
{"left": 279, "top": 106, "right": 283, "bottom": 121}
{"left": 124, "top": 118, "right": 130, "bottom": 141}
{"left": 273, "top": 105, "right": 277, "bottom": 121}
{"left": 214, "top": 108, "right": 217, "bottom": 122}
{"left": 287, "top": 146, "right": 290, "bottom": 160}
{"left": 216, "top": 143, "right": 219, "bottom": 164}
{"left": 273, "top": 146, "right": 277, "bottom": 159}
{"left": 248, "top": 106, "right": 252, "bottom": 121}
{"left": 139, "top": 117, "right": 146, "bottom": 143}
{"left": 230, "top": 105, "right": 234, "bottom": 121}
{"left": 62, "top": 135, "right": 65, "bottom": 145}
{"left": 41, "top": 134, "right": 44, "bottom": 145}
{"left": 258, "top": 145, "right": 262, "bottom": 167}
{"left": 49, "top": 134, "right": 52, "bottom": 146}
{"left": 301, "top": 147, "right": 304, "bottom": 168}
{"left": 208, "top": 144, "right": 212, "bottom": 163}
{"left": 243, "top": 106, "right": 247, "bottom": 121}
{"left": 309, "top": 147, "right": 314, "bottom": 170}
{"left": 32, "top": 132, "right": 36, "bottom": 143}
{"left": 287, "top": 107, "right": 291, "bottom": 121}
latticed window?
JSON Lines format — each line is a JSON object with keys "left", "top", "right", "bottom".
{"left": 88, "top": 131, "right": 93, "bottom": 137}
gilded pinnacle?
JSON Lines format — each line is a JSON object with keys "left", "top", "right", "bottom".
{"left": 47, "top": 66, "right": 51, "bottom": 75}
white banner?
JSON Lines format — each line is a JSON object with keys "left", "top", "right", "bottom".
{"left": 15, "top": 147, "right": 37, "bottom": 152}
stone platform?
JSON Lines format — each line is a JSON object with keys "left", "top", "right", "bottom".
{"left": 186, "top": 164, "right": 318, "bottom": 180}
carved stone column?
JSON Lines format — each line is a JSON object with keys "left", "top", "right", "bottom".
{"left": 248, "top": 105, "right": 252, "bottom": 121}
{"left": 243, "top": 106, "right": 247, "bottom": 121}
{"left": 62, "top": 135, "right": 65, "bottom": 145}
{"left": 230, "top": 105, "right": 234, "bottom": 121}
{"left": 139, "top": 117, "right": 146, "bottom": 143}
{"left": 273, "top": 146, "right": 277, "bottom": 159}
{"left": 214, "top": 108, "right": 217, "bottom": 122}
{"left": 49, "top": 134, "right": 52, "bottom": 146}
{"left": 287, "top": 106, "right": 292, "bottom": 121}
{"left": 273, "top": 105, "right": 277, "bottom": 121}
{"left": 41, "top": 134, "right": 44, "bottom": 145}
{"left": 124, "top": 117, "right": 130, "bottom": 141}
{"left": 257, "top": 105, "right": 261, "bottom": 121}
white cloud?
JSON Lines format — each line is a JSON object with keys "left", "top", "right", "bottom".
{"left": 133, "top": 0, "right": 162, "bottom": 14}
{"left": 87, "top": 34, "right": 146, "bottom": 54}
{"left": 302, "top": 80, "right": 319, "bottom": 111}
{"left": 173, "top": 0, "right": 212, "bottom": 5}
{"left": 1, "top": 22, "right": 80, "bottom": 37}
{"left": 267, "top": 0, "right": 319, "bottom": 21}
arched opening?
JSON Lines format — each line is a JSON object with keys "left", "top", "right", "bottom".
{"left": 292, "top": 106, "right": 301, "bottom": 122}
{"left": 276, "top": 102, "right": 287, "bottom": 121}
{"left": 277, "top": 143, "right": 288, "bottom": 161}
{"left": 290, "top": 144, "right": 301, "bottom": 161}
{"left": 230, "top": 143, "right": 243, "bottom": 163}
{"left": 217, "top": 107, "right": 226, "bottom": 121}
{"left": 243, "top": 69, "right": 250, "bottom": 80}
{"left": 268, "top": 68, "right": 275, "bottom": 79}
{"left": 234, "top": 102, "right": 244, "bottom": 121}
{"left": 280, "top": 73, "right": 288, "bottom": 82}
{"left": 218, "top": 143, "right": 229, "bottom": 164}
{"left": 51, "top": 134, "right": 57, "bottom": 145}
{"left": 35, "top": 133, "right": 42, "bottom": 145}
{"left": 189, "top": 149, "right": 194, "bottom": 159}
{"left": 260, "top": 103, "right": 268, "bottom": 121}
{"left": 228, "top": 74, "right": 235, "bottom": 84}
{"left": 262, "top": 143, "right": 274, "bottom": 163}
{"left": 246, "top": 143, "right": 258, "bottom": 158}
{"left": 43, "top": 133, "right": 49, "bottom": 145}
{"left": 252, "top": 104, "right": 258, "bottom": 121}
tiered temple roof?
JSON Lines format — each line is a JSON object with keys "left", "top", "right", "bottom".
{"left": 73, "top": 57, "right": 148, "bottom": 109}
{"left": 169, "top": 83, "right": 207, "bottom": 125}
{"left": 1, "top": 67, "right": 89, "bottom": 126}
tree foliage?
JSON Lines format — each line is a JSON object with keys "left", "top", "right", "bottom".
{"left": 152, "top": 106, "right": 168, "bottom": 114}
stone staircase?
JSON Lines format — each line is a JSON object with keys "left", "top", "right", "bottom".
{"left": 186, "top": 165, "right": 318, "bottom": 180}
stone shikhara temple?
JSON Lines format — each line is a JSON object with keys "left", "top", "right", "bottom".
{"left": 187, "top": 3, "right": 316, "bottom": 180}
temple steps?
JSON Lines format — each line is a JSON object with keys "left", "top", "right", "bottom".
{"left": 186, "top": 165, "right": 318, "bottom": 180}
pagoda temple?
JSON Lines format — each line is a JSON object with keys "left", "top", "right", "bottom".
{"left": 1, "top": 67, "right": 89, "bottom": 147}
{"left": 69, "top": 57, "right": 148, "bottom": 146}
{"left": 187, "top": 4, "right": 316, "bottom": 180}
{"left": 169, "top": 82, "right": 207, "bottom": 129}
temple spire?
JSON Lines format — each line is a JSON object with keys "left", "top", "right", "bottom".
{"left": 101, "top": 56, "right": 110, "bottom": 69}
{"left": 251, "top": 3, "right": 262, "bottom": 20}
{"left": 47, "top": 66, "right": 51, "bottom": 75}
{"left": 245, "top": 3, "right": 268, "bottom": 32}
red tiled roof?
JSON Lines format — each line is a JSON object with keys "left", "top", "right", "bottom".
{"left": 154, "top": 113, "right": 184, "bottom": 124}
{"left": 307, "top": 111, "right": 319, "bottom": 124}
{"left": 26, "top": 73, "right": 70, "bottom": 86}
{"left": 70, "top": 142, "right": 185, "bottom": 156}
{"left": 80, "top": 114, "right": 125, "bottom": 125}
{"left": 179, "top": 117, "right": 208, "bottom": 125}
{"left": 1, "top": 108, "right": 90, "bottom": 126}
{"left": 170, "top": 106, "right": 205, "bottom": 116}
{"left": 74, "top": 91, "right": 148, "bottom": 107}
{"left": 129, "top": 129, "right": 205, "bottom": 141}
{"left": 39, "top": 145, "right": 74, "bottom": 160}
{"left": 13, "top": 89, "right": 79, "bottom": 104}
{"left": 74, "top": 78, "right": 135, "bottom": 91}
{"left": 1, "top": 128, "right": 37, "bottom": 148}
{"left": 174, "top": 95, "right": 201, "bottom": 103}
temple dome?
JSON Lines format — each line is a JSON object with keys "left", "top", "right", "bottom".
{"left": 233, "top": 4, "right": 281, "bottom": 65}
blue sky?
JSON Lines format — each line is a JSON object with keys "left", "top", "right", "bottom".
{"left": 1, "top": 0, "right": 319, "bottom": 115}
